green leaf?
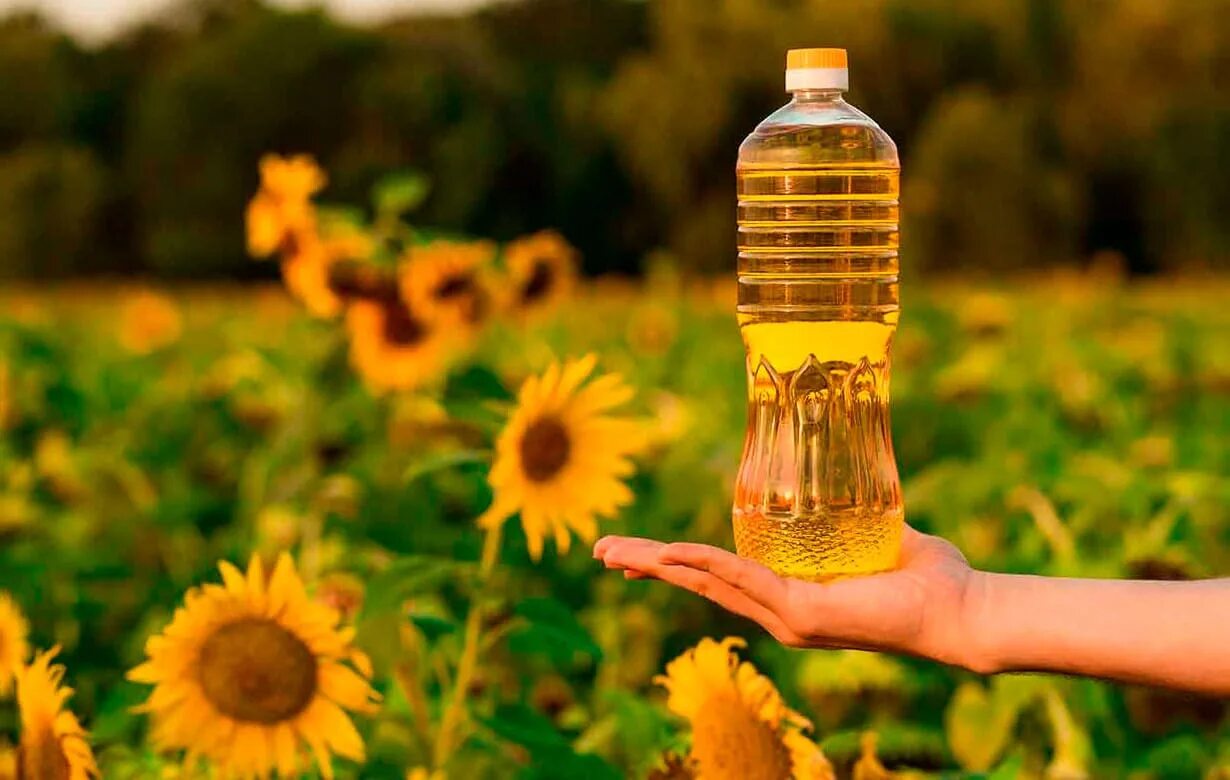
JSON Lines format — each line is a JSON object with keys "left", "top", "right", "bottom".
{"left": 316, "top": 204, "right": 368, "bottom": 232}
{"left": 444, "top": 364, "right": 514, "bottom": 405}
{"left": 988, "top": 751, "right": 1024, "bottom": 780}
{"left": 479, "top": 703, "right": 569, "bottom": 752}
{"left": 362, "top": 554, "right": 476, "bottom": 616}
{"left": 944, "top": 681, "right": 1017, "bottom": 771}
{"left": 409, "top": 613, "right": 458, "bottom": 642}
{"left": 508, "top": 597, "right": 602, "bottom": 664}
{"left": 373, "top": 171, "right": 430, "bottom": 216}
{"left": 401, "top": 449, "right": 490, "bottom": 484}
{"left": 520, "top": 748, "right": 622, "bottom": 780}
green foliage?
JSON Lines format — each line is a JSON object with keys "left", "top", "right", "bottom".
{"left": 0, "top": 273, "right": 1228, "bottom": 776}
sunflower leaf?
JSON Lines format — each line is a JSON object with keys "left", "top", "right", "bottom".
{"left": 361, "top": 554, "right": 477, "bottom": 616}
{"left": 373, "top": 171, "right": 430, "bottom": 216}
{"left": 508, "top": 596, "right": 603, "bottom": 664}
{"left": 518, "top": 748, "right": 622, "bottom": 780}
{"left": 401, "top": 449, "right": 491, "bottom": 484}
{"left": 409, "top": 613, "right": 457, "bottom": 642}
{"left": 478, "top": 702, "right": 569, "bottom": 751}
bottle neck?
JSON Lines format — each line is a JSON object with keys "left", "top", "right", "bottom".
{"left": 790, "top": 89, "right": 845, "bottom": 103}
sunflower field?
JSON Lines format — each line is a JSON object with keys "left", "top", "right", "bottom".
{"left": 0, "top": 155, "right": 1228, "bottom": 779}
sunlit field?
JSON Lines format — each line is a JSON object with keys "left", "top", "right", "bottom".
{"left": 2, "top": 264, "right": 1228, "bottom": 777}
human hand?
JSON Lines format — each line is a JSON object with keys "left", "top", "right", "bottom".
{"left": 594, "top": 526, "right": 988, "bottom": 671}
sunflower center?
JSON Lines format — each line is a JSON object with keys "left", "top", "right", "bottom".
{"left": 16, "top": 727, "right": 71, "bottom": 780}
{"left": 327, "top": 264, "right": 400, "bottom": 303}
{"left": 520, "top": 260, "right": 555, "bottom": 303}
{"left": 519, "top": 416, "right": 571, "bottom": 482}
{"left": 196, "top": 618, "right": 318, "bottom": 724}
{"left": 689, "top": 695, "right": 793, "bottom": 780}
{"left": 434, "top": 273, "right": 475, "bottom": 300}
{"left": 382, "top": 304, "right": 428, "bottom": 347}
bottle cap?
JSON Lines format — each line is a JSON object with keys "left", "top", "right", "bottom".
{"left": 785, "top": 48, "right": 848, "bottom": 92}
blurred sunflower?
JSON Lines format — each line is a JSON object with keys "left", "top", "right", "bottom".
{"left": 13, "top": 648, "right": 99, "bottom": 779}
{"left": 346, "top": 294, "right": 460, "bottom": 394}
{"left": 246, "top": 154, "right": 326, "bottom": 258}
{"left": 656, "top": 637, "right": 833, "bottom": 780}
{"left": 478, "top": 355, "right": 646, "bottom": 560}
{"left": 0, "top": 593, "right": 30, "bottom": 697}
{"left": 406, "top": 769, "right": 444, "bottom": 780}
{"left": 281, "top": 225, "right": 372, "bottom": 319}
{"left": 117, "top": 290, "right": 182, "bottom": 355}
{"left": 0, "top": 360, "right": 13, "bottom": 432}
{"left": 402, "top": 240, "right": 496, "bottom": 328}
{"left": 128, "top": 553, "right": 379, "bottom": 778}
{"left": 501, "top": 231, "right": 578, "bottom": 317}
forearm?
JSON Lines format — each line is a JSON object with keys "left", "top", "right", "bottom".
{"left": 961, "top": 571, "right": 1230, "bottom": 695}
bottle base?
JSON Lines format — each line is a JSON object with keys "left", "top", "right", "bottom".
{"left": 732, "top": 506, "right": 904, "bottom": 582}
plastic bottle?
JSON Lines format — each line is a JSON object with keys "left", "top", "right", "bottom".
{"left": 733, "top": 48, "right": 903, "bottom": 580}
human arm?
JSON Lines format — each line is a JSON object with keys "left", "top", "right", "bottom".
{"left": 593, "top": 526, "right": 1230, "bottom": 696}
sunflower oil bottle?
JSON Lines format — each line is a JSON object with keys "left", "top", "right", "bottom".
{"left": 733, "top": 49, "right": 903, "bottom": 580}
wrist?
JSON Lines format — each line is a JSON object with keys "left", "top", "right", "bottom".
{"left": 950, "top": 569, "right": 1004, "bottom": 675}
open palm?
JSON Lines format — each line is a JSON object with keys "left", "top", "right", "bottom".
{"left": 594, "top": 526, "right": 982, "bottom": 669}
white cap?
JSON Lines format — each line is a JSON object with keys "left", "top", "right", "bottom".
{"left": 785, "top": 48, "right": 849, "bottom": 92}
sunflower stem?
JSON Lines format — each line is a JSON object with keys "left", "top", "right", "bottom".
{"left": 433, "top": 524, "right": 502, "bottom": 768}
{"left": 395, "top": 660, "right": 434, "bottom": 755}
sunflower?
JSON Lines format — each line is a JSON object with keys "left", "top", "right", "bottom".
{"left": 402, "top": 240, "right": 496, "bottom": 328}
{"left": 478, "top": 355, "right": 646, "bottom": 560}
{"left": 0, "top": 592, "right": 30, "bottom": 697}
{"left": 656, "top": 637, "right": 834, "bottom": 780}
{"left": 345, "top": 291, "right": 460, "bottom": 394}
{"left": 117, "top": 290, "right": 182, "bottom": 356}
{"left": 128, "top": 553, "right": 379, "bottom": 779}
{"left": 501, "top": 231, "right": 578, "bottom": 317}
{"left": 246, "top": 154, "right": 326, "bottom": 259}
{"left": 281, "top": 224, "right": 372, "bottom": 319}
{"left": 13, "top": 648, "right": 99, "bottom": 779}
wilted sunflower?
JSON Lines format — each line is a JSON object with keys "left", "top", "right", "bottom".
{"left": 281, "top": 224, "right": 372, "bottom": 319}
{"left": 246, "top": 154, "right": 326, "bottom": 259}
{"left": 501, "top": 231, "right": 578, "bottom": 317}
{"left": 0, "top": 592, "right": 29, "bottom": 697}
{"left": 402, "top": 240, "right": 496, "bottom": 328}
{"left": 656, "top": 637, "right": 834, "bottom": 780}
{"left": 128, "top": 553, "right": 379, "bottom": 778}
{"left": 478, "top": 355, "right": 646, "bottom": 560}
{"left": 117, "top": 290, "right": 182, "bottom": 355}
{"left": 13, "top": 648, "right": 99, "bottom": 779}
{"left": 345, "top": 292, "right": 460, "bottom": 394}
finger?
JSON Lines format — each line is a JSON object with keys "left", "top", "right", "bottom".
{"left": 657, "top": 543, "right": 789, "bottom": 612}
{"left": 648, "top": 564, "right": 803, "bottom": 646}
{"left": 593, "top": 535, "right": 631, "bottom": 559}
{"left": 597, "top": 537, "right": 667, "bottom": 570}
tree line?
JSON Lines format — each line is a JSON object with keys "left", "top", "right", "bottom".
{"left": 0, "top": 0, "right": 1224, "bottom": 279}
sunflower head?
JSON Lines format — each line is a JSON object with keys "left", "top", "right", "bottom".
{"left": 128, "top": 553, "right": 379, "bottom": 779}
{"left": 345, "top": 289, "right": 462, "bottom": 394}
{"left": 247, "top": 154, "right": 326, "bottom": 259}
{"left": 281, "top": 223, "right": 373, "bottom": 319}
{"left": 502, "top": 231, "right": 578, "bottom": 317}
{"left": 0, "top": 592, "right": 29, "bottom": 698}
{"left": 402, "top": 240, "right": 496, "bottom": 328}
{"left": 117, "top": 290, "right": 182, "bottom": 356}
{"left": 656, "top": 637, "right": 833, "bottom": 780}
{"left": 14, "top": 648, "right": 99, "bottom": 780}
{"left": 478, "top": 355, "right": 646, "bottom": 560}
